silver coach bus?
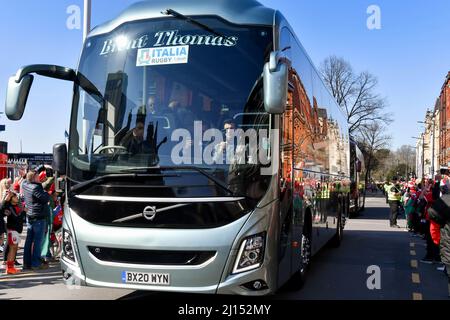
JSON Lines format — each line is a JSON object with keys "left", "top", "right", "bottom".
{"left": 5, "top": 0, "right": 351, "bottom": 295}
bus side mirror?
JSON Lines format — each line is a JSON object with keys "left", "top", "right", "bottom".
{"left": 263, "top": 51, "right": 288, "bottom": 114}
{"left": 55, "top": 176, "right": 66, "bottom": 194}
{"left": 5, "top": 64, "right": 76, "bottom": 121}
{"left": 5, "top": 75, "right": 34, "bottom": 121}
{"left": 53, "top": 143, "right": 67, "bottom": 175}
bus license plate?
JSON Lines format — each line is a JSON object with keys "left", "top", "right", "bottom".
{"left": 122, "top": 271, "right": 170, "bottom": 286}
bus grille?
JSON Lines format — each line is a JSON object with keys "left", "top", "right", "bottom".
{"left": 88, "top": 246, "right": 216, "bottom": 266}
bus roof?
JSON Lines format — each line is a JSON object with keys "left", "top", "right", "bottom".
{"left": 88, "top": 0, "right": 276, "bottom": 38}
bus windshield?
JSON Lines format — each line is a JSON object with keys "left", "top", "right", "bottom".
{"left": 68, "top": 17, "right": 273, "bottom": 198}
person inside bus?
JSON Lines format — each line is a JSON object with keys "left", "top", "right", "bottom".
{"left": 167, "top": 82, "right": 198, "bottom": 133}
{"left": 168, "top": 99, "right": 197, "bottom": 133}
{"left": 120, "top": 115, "right": 166, "bottom": 161}
{"left": 213, "top": 119, "right": 235, "bottom": 164}
{"left": 146, "top": 95, "right": 165, "bottom": 117}
{"left": 120, "top": 117, "right": 146, "bottom": 155}
{"left": 213, "top": 119, "right": 247, "bottom": 166}
{"left": 147, "top": 96, "right": 177, "bottom": 130}
{"left": 146, "top": 95, "right": 157, "bottom": 115}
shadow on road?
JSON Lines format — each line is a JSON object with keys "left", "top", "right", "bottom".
{"left": 118, "top": 227, "right": 420, "bottom": 301}
{"left": 0, "top": 262, "right": 62, "bottom": 293}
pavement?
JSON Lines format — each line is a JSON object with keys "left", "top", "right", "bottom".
{"left": 0, "top": 193, "right": 449, "bottom": 300}
{"left": 0, "top": 233, "right": 132, "bottom": 300}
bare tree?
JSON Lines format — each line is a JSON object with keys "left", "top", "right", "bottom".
{"left": 371, "top": 148, "right": 392, "bottom": 181}
{"left": 395, "top": 145, "right": 416, "bottom": 179}
{"left": 321, "top": 56, "right": 391, "bottom": 134}
{"left": 357, "top": 122, "right": 391, "bottom": 207}
{"left": 369, "top": 145, "right": 416, "bottom": 181}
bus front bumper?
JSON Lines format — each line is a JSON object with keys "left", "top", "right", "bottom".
{"left": 60, "top": 209, "right": 277, "bottom": 296}
{"left": 60, "top": 254, "right": 274, "bottom": 296}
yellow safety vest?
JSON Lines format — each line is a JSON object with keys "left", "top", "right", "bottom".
{"left": 388, "top": 184, "right": 401, "bottom": 201}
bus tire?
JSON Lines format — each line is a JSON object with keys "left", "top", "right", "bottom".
{"left": 347, "top": 194, "right": 354, "bottom": 219}
{"left": 330, "top": 213, "right": 343, "bottom": 248}
{"left": 289, "top": 213, "right": 312, "bottom": 290}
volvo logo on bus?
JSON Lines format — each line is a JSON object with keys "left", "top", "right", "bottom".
{"left": 142, "top": 206, "right": 157, "bottom": 221}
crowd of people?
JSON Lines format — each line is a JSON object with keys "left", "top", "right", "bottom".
{"left": 382, "top": 172, "right": 450, "bottom": 297}
{"left": 0, "top": 165, "right": 64, "bottom": 275}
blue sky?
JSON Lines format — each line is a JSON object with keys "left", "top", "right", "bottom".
{"left": 0, "top": 0, "right": 449, "bottom": 153}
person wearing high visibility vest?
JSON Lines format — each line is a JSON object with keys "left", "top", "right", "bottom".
{"left": 388, "top": 177, "right": 402, "bottom": 228}
{"left": 322, "top": 183, "right": 330, "bottom": 200}
{"left": 383, "top": 181, "right": 390, "bottom": 204}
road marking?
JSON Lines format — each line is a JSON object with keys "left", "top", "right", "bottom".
{"left": 412, "top": 273, "right": 421, "bottom": 284}
{"left": 411, "top": 260, "right": 418, "bottom": 268}
{"left": 412, "top": 293, "right": 423, "bottom": 300}
{"left": 410, "top": 242, "right": 415, "bottom": 248}
{"left": 410, "top": 250, "right": 416, "bottom": 256}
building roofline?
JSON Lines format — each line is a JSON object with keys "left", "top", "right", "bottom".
{"left": 442, "top": 71, "right": 450, "bottom": 93}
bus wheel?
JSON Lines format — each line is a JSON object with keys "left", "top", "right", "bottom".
{"left": 330, "top": 212, "right": 343, "bottom": 248}
{"left": 289, "top": 221, "right": 312, "bottom": 290}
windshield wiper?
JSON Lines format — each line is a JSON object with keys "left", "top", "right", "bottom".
{"left": 121, "top": 166, "right": 239, "bottom": 197}
{"left": 75, "top": 72, "right": 105, "bottom": 105}
{"left": 69, "top": 173, "right": 178, "bottom": 193}
{"left": 70, "top": 174, "right": 133, "bottom": 192}
{"left": 161, "top": 8, "right": 229, "bottom": 39}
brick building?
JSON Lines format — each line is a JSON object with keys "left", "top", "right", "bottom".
{"left": 433, "top": 99, "right": 440, "bottom": 173}
{"left": 439, "top": 72, "right": 450, "bottom": 167}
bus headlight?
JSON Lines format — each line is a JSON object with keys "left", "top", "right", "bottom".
{"left": 63, "top": 229, "right": 76, "bottom": 263}
{"left": 232, "top": 232, "right": 266, "bottom": 274}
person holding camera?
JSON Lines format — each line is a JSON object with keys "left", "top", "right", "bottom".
{"left": 0, "top": 178, "right": 12, "bottom": 260}
{"left": 22, "top": 168, "right": 50, "bottom": 270}
{"left": 3, "top": 192, "right": 26, "bottom": 274}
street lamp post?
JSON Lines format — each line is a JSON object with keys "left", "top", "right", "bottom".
{"left": 429, "top": 116, "right": 435, "bottom": 177}
{"left": 431, "top": 115, "right": 436, "bottom": 177}
{"left": 83, "top": 0, "right": 92, "bottom": 42}
{"left": 422, "top": 134, "right": 425, "bottom": 180}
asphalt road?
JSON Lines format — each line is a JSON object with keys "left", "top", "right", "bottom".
{"left": 1, "top": 194, "right": 449, "bottom": 300}
{"left": 276, "top": 194, "right": 449, "bottom": 300}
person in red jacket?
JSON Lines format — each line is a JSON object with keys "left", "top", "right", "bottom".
{"left": 430, "top": 176, "right": 448, "bottom": 247}
{"left": 4, "top": 192, "right": 26, "bottom": 274}
{"left": 420, "top": 179, "right": 441, "bottom": 264}
{"left": 430, "top": 221, "right": 441, "bottom": 246}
